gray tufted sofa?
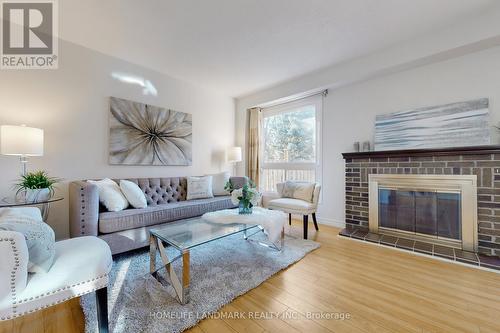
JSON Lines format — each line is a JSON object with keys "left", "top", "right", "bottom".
{"left": 69, "top": 176, "right": 247, "bottom": 254}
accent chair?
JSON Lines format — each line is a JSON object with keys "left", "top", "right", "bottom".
{"left": 0, "top": 208, "right": 112, "bottom": 333}
{"left": 262, "top": 181, "right": 321, "bottom": 239}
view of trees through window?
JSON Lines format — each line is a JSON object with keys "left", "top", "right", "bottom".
{"left": 260, "top": 103, "right": 318, "bottom": 191}
{"left": 263, "top": 106, "right": 316, "bottom": 163}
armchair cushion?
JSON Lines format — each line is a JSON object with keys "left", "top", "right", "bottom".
{"left": 267, "top": 198, "right": 316, "bottom": 214}
{"left": 0, "top": 208, "right": 55, "bottom": 273}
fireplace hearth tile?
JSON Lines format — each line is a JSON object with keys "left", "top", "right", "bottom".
{"left": 396, "top": 238, "right": 415, "bottom": 250}
{"left": 380, "top": 235, "right": 398, "bottom": 246}
{"left": 338, "top": 228, "right": 500, "bottom": 271}
{"left": 352, "top": 229, "right": 368, "bottom": 240}
{"left": 339, "top": 228, "right": 354, "bottom": 237}
{"left": 433, "top": 245, "right": 455, "bottom": 259}
{"left": 454, "top": 250, "right": 479, "bottom": 265}
{"left": 365, "top": 233, "right": 382, "bottom": 243}
{"left": 414, "top": 241, "right": 433, "bottom": 254}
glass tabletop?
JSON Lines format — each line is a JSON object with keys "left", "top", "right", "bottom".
{"left": 0, "top": 196, "right": 64, "bottom": 207}
{"left": 150, "top": 216, "right": 259, "bottom": 250}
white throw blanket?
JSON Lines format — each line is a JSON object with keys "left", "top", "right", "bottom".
{"left": 202, "top": 207, "right": 286, "bottom": 243}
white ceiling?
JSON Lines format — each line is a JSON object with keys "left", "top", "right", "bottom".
{"left": 60, "top": 0, "right": 498, "bottom": 97}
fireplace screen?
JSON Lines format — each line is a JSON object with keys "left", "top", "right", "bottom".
{"left": 378, "top": 189, "right": 461, "bottom": 240}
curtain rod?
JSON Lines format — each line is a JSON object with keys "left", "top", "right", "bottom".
{"left": 256, "top": 89, "right": 328, "bottom": 110}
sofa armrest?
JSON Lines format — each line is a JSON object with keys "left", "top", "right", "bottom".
{"left": 261, "top": 191, "right": 281, "bottom": 208}
{"left": 69, "top": 181, "right": 99, "bottom": 238}
{"left": 0, "top": 231, "right": 28, "bottom": 305}
{"left": 229, "top": 176, "right": 248, "bottom": 189}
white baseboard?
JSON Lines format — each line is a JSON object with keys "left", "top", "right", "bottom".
{"left": 288, "top": 213, "right": 345, "bottom": 228}
{"left": 316, "top": 217, "right": 345, "bottom": 228}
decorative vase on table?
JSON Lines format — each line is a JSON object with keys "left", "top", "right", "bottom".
{"left": 25, "top": 188, "right": 51, "bottom": 203}
{"left": 228, "top": 181, "right": 261, "bottom": 215}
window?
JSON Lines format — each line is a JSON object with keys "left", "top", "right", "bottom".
{"left": 260, "top": 95, "right": 322, "bottom": 191}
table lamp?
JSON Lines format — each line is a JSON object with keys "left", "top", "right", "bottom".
{"left": 226, "top": 146, "right": 242, "bottom": 176}
{"left": 0, "top": 125, "right": 44, "bottom": 175}
{"left": 226, "top": 146, "right": 242, "bottom": 163}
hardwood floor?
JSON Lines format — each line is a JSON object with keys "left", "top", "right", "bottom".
{"left": 2, "top": 221, "right": 500, "bottom": 333}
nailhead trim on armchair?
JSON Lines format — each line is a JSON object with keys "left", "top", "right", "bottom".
{"left": 0, "top": 238, "right": 20, "bottom": 320}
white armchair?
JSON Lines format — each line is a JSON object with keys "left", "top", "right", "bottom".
{"left": 0, "top": 208, "right": 112, "bottom": 332}
{"left": 263, "top": 182, "right": 321, "bottom": 239}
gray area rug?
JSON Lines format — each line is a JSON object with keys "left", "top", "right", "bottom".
{"left": 81, "top": 231, "right": 320, "bottom": 333}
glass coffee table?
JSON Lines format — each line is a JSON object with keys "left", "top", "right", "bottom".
{"left": 149, "top": 216, "right": 284, "bottom": 305}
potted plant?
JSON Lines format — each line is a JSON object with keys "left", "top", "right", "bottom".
{"left": 225, "top": 179, "right": 261, "bottom": 214}
{"left": 15, "top": 170, "right": 59, "bottom": 203}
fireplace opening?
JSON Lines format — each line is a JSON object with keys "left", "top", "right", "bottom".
{"left": 378, "top": 189, "right": 461, "bottom": 240}
{"left": 369, "top": 174, "right": 477, "bottom": 252}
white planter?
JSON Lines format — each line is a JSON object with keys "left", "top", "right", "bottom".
{"left": 26, "top": 188, "right": 51, "bottom": 203}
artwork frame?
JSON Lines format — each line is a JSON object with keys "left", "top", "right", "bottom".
{"left": 109, "top": 97, "right": 192, "bottom": 166}
{"left": 374, "top": 98, "right": 490, "bottom": 151}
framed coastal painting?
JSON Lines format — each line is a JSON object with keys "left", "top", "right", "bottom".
{"left": 109, "top": 97, "right": 192, "bottom": 165}
{"left": 374, "top": 98, "right": 490, "bottom": 151}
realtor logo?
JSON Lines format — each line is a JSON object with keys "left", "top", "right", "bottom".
{"left": 1, "top": 0, "right": 58, "bottom": 69}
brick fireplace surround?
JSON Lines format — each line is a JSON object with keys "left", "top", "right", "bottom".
{"left": 341, "top": 145, "right": 500, "bottom": 270}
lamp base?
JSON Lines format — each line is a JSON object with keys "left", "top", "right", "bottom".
{"left": 20, "top": 155, "right": 28, "bottom": 176}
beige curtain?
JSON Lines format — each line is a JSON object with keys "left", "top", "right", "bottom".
{"left": 247, "top": 107, "right": 262, "bottom": 187}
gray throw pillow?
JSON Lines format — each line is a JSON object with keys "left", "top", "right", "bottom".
{"left": 0, "top": 208, "right": 55, "bottom": 273}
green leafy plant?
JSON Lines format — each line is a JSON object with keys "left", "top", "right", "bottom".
{"left": 14, "top": 170, "right": 60, "bottom": 197}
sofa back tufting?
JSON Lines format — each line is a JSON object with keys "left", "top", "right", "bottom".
{"left": 117, "top": 177, "right": 188, "bottom": 206}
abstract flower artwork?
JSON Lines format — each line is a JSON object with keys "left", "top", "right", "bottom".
{"left": 109, "top": 97, "right": 192, "bottom": 165}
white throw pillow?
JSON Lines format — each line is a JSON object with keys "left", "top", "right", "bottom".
{"left": 120, "top": 180, "right": 147, "bottom": 209}
{"left": 186, "top": 176, "right": 214, "bottom": 200}
{"left": 282, "top": 181, "right": 315, "bottom": 202}
{"left": 206, "top": 172, "right": 230, "bottom": 196}
{"left": 0, "top": 207, "right": 55, "bottom": 273}
{"left": 87, "top": 178, "right": 129, "bottom": 212}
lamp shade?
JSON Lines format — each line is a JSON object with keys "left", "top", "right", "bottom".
{"left": 226, "top": 146, "right": 242, "bottom": 163}
{"left": 0, "top": 125, "right": 44, "bottom": 156}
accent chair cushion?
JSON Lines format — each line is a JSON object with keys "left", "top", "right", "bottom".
{"left": 282, "top": 181, "right": 315, "bottom": 202}
{"left": 186, "top": 176, "right": 213, "bottom": 200}
{"left": 0, "top": 207, "right": 55, "bottom": 273}
{"left": 267, "top": 198, "right": 316, "bottom": 214}
{"left": 120, "top": 180, "right": 147, "bottom": 209}
{"left": 88, "top": 178, "right": 129, "bottom": 212}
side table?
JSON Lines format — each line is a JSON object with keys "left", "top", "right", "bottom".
{"left": 0, "top": 196, "right": 64, "bottom": 221}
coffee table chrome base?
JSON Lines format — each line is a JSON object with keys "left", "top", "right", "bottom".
{"left": 149, "top": 225, "right": 284, "bottom": 305}
{"left": 244, "top": 226, "right": 285, "bottom": 251}
{"left": 149, "top": 235, "right": 190, "bottom": 305}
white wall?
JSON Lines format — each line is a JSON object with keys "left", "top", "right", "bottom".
{"left": 236, "top": 46, "right": 500, "bottom": 227}
{"left": 0, "top": 39, "right": 235, "bottom": 239}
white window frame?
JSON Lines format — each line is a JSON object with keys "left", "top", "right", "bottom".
{"left": 260, "top": 94, "right": 323, "bottom": 189}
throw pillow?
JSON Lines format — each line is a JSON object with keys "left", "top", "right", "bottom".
{"left": 206, "top": 172, "right": 230, "bottom": 196}
{"left": 186, "top": 176, "right": 214, "bottom": 200}
{"left": 120, "top": 180, "right": 147, "bottom": 209}
{"left": 87, "top": 178, "right": 129, "bottom": 212}
{"left": 0, "top": 207, "right": 55, "bottom": 273}
{"left": 282, "top": 181, "right": 315, "bottom": 202}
